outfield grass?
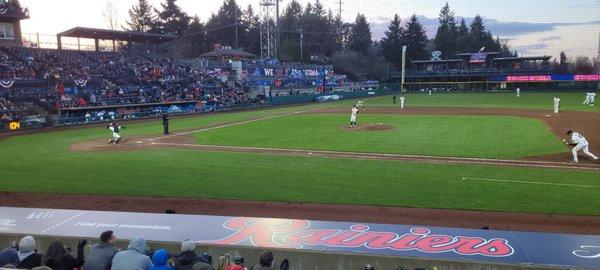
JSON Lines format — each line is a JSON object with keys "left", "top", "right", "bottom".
{"left": 340, "top": 92, "right": 600, "bottom": 112}
{"left": 196, "top": 114, "right": 566, "bottom": 159}
{"left": 1, "top": 92, "right": 599, "bottom": 215}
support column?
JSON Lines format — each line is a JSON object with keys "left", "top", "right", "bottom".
{"left": 94, "top": 39, "right": 99, "bottom": 51}
{"left": 112, "top": 40, "right": 116, "bottom": 51}
{"left": 57, "top": 35, "right": 62, "bottom": 50}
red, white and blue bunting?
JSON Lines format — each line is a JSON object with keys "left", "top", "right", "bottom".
{"left": 0, "top": 79, "right": 14, "bottom": 89}
{"left": 74, "top": 79, "right": 88, "bottom": 87}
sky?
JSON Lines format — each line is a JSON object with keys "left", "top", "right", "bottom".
{"left": 19, "top": 0, "right": 600, "bottom": 59}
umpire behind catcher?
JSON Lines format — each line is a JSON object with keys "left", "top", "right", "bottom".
{"left": 162, "top": 113, "right": 169, "bottom": 135}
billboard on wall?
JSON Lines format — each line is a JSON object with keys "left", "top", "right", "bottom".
{"left": 490, "top": 74, "right": 600, "bottom": 82}
{"left": 0, "top": 207, "right": 599, "bottom": 269}
{"left": 469, "top": 53, "right": 488, "bottom": 63}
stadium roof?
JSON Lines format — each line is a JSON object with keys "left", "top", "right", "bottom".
{"left": 411, "top": 59, "right": 462, "bottom": 64}
{"left": 57, "top": 27, "right": 176, "bottom": 44}
{"left": 492, "top": 56, "right": 552, "bottom": 61}
{"left": 200, "top": 48, "right": 256, "bottom": 59}
{"left": 456, "top": 52, "right": 500, "bottom": 57}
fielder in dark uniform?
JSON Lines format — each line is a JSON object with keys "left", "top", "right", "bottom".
{"left": 162, "top": 113, "right": 169, "bottom": 135}
{"left": 392, "top": 95, "right": 397, "bottom": 104}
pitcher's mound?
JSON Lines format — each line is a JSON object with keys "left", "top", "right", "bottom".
{"left": 339, "top": 123, "right": 394, "bottom": 132}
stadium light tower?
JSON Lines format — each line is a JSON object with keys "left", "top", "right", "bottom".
{"left": 401, "top": 45, "right": 407, "bottom": 92}
{"left": 259, "top": 0, "right": 277, "bottom": 59}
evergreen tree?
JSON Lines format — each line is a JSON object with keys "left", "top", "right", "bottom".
{"left": 348, "top": 13, "right": 372, "bottom": 53}
{"left": 469, "top": 15, "right": 487, "bottom": 51}
{"left": 125, "top": 0, "right": 154, "bottom": 32}
{"left": 183, "top": 16, "right": 208, "bottom": 58}
{"left": 241, "top": 4, "right": 261, "bottom": 54}
{"left": 205, "top": 0, "right": 243, "bottom": 48}
{"left": 402, "top": 15, "right": 429, "bottom": 62}
{"left": 380, "top": 14, "right": 403, "bottom": 67}
{"left": 279, "top": 0, "right": 304, "bottom": 61}
{"left": 433, "top": 2, "right": 457, "bottom": 58}
{"left": 153, "top": 0, "right": 190, "bottom": 36}
{"left": 454, "top": 18, "right": 470, "bottom": 53}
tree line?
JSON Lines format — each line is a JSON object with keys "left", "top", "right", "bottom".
{"left": 125, "top": 0, "right": 520, "bottom": 77}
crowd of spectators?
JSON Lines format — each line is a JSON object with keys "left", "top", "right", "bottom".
{"left": 0, "top": 233, "right": 286, "bottom": 270}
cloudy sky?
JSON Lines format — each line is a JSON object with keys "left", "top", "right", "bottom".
{"left": 19, "top": 0, "right": 600, "bottom": 59}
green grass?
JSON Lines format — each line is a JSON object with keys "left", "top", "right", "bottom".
{"left": 0, "top": 92, "right": 599, "bottom": 216}
{"left": 339, "top": 92, "right": 600, "bottom": 112}
{"left": 196, "top": 114, "right": 566, "bottom": 159}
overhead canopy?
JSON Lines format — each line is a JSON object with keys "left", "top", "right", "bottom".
{"left": 201, "top": 48, "right": 256, "bottom": 59}
{"left": 57, "top": 27, "right": 176, "bottom": 44}
{"left": 456, "top": 52, "right": 500, "bottom": 57}
{"left": 492, "top": 56, "right": 551, "bottom": 62}
{"left": 412, "top": 59, "right": 462, "bottom": 64}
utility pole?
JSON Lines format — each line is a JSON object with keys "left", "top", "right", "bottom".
{"left": 298, "top": 28, "right": 304, "bottom": 62}
{"left": 597, "top": 31, "right": 599, "bottom": 92}
{"left": 275, "top": 0, "right": 280, "bottom": 58}
{"left": 338, "top": 0, "right": 342, "bottom": 20}
{"left": 401, "top": 45, "right": 407, "bottom": 92}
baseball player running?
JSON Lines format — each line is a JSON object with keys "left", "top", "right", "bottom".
{"left": 107, "top": 122, "right": 123, "bottom": 144}
{"left": 563, "top": 130, "right": 599, "bottom": 163}
{"left": 350, "top": 105, "right": 359, "bottom": 128}
{"left": 590, "top": 92, "right": 596, "bottom": 106}
{"left": 516, "top": 88, "right": 520, "bottom": 97}
{"left": 553, "top": 95, "right": 561, "bottom": 114}
{"left": 583, "top": 92, "right": 592, "bottom": 105}
{"left": 399, "top": 95, "right": 406, "bottom": 109}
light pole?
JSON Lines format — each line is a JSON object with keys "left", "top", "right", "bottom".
{"left": 401, "top": 45, "right": 407, "bottom": 92}
{"left": 298, "top": 28, "right": 304, "bottom": 62}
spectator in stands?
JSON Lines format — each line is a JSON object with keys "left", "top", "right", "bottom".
{"left": 0, "top": 247, "right": 20, "bottom": 268}
{"left": 83, "top": 230, "right": 119, "bottom": 270}
{"left": 232, "top": 256, "right": 247, "bottom": 270}
{"left": 150, "top": 249, "right": 174, "bottom": 270}
{"left": 16, "top": 235, "right": 42, "bottom": 269}
{"left": 41, "top": 240, "right": 85, "bottom": 270}
{"left": 252, "top": 250, "right": 274, "bottom": 270}
{"left": 174, "top": 239, "right": 209, "bottom": 270}
{"left": 216, "top": 254, "right": 235, "bottom": 270}
{"left": 111, "top": 237, "right": 152, "bottom": 270}
{"left": 191, "top": 262, "right": 213, "bottom": 270}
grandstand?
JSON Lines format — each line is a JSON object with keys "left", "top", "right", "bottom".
{"left": 395, "top": 51, "right": 598, "bottom": 92}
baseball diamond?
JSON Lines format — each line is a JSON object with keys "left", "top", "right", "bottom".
{"left": 1, "top": 0, "right": 600, "bottom": 269}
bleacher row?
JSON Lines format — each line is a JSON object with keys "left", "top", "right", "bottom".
{"left": 0, "top": 234, "right": 425, "bottom": 270}
{"left": 0, "top": 47, "right": 351, "bottom": 129}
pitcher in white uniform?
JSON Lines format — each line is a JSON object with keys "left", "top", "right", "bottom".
{"left": 399, "top": 96, "right": 406, "bottom": 109}
{"left": 350, "top": 105, "right": 359, "bottom": 128}
{"left": 553, "top": 95, "right": 560, "bottom": 114}
{"left": 516, "top": 88, "right": 520, "bottom": 97}
{"left": 564, "top": 130, "right": 599, "bottom": 163}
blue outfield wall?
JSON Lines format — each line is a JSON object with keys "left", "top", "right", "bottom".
{"left": 269, "top": 89, "right": 396, "bottom": 106}
{"left": 1, "top": 207, "right": 599, "bottom": 269}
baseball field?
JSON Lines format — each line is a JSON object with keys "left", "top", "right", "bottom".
{"left": 1, "top": 92, "right": 599, "bottom": 232}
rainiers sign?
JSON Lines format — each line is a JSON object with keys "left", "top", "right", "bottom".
{"left": 0, "top": 207, "right": 599, "bottom": 269}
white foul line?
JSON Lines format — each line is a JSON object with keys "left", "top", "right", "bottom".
{"left": 147, "top": 142, "right": 600, "bottom": 171}
{"left": 461, "top": 177, "right": 597, "bottom": 188}
{"left": 150, "top": 107, "right": 319, "bottom": 141}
